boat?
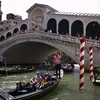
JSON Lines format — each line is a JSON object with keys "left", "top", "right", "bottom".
{"left": 0, "top": 66, "right": 36, "bottom": 75}
{"left": 0, "top": 73, "right": 63, "bottom": 100}
{"left": 92, "top": 67, "right": 100, "bottom": 85}
{"left": 62, "top": 64, "right": 74, "bottom": 72}
{"left": 0, "top": 69, "right": 63, "bottom": 100}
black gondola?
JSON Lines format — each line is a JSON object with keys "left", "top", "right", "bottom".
{"left": 0, "top": 67, "right": 36, "bottom": 75}
{"left": 0, "top": 77, "right": 61, "bottom": 100}
{"left": 0, "top": 69, "right": 64, "bottom": 100}
{"left": 92, "top": 67, "right": 100, "bottom": 85}
{"left": 11, "top": 79, "right": 60, "bottom": 100}
{"left": 62, "top": 64, "right": 74, "bottom": 72}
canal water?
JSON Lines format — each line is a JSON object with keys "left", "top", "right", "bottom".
{"left": 0, "top": 67, "right": 100, "bottom": 100}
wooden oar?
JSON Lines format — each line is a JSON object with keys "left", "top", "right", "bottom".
{"left": 47, "top": 64, "right": 55, "bottom": 71}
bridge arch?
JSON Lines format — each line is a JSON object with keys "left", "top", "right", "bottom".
{"left": 20, "top": 24, "right": 27, "bottom": 32}
{"left": 71, "top": 20, "right": 83, "bottom": 37}
{"left": 2, "top": 34, "right": 79, "bottom": 65}
{"left": 86, "top": 21, "right": 100, "bottom": 39}
{"left": 13, "top": 28, "right": 19, "bottom": 34}
{"left": 31, "top": 9, "right": 43, "bottom": 29}
{"left": 58, "top": 19, "right": 69, "bottom": 35}
{"left": 6, "top": 32, "right": 12, "bottom": 38}
{"left": 0, "top": 35, "right": 5, "bottom": 41}
{"left": 47, "top": 18, "right": 57, "bottom": 33}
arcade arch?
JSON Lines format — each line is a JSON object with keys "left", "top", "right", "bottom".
{"left": 31, "top": 9, "right": 43, "bottom": 29}
{"left": 20, "top": 24, "right": 27, "bottom": 32}
{"left": 86, "top": 21, "right": 100, "bottom": 39}
{"left": 71, "top": 20, "right": 83, "bottom": 37}
{"left": 58, "top": 19, "right": 69, "bottom": 35}
{"left": 6, "top": 32, "right": 12, "bottom": 38}
{"left": 47, "top": 18, "right": 57, "bottom": 33}
{"left": 13, "top": 28, "right": 19, "bottom": 34}
{"left": 0, "top": 35, "right": 5, "bottom": 41}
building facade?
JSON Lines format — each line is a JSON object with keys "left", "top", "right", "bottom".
{"left": 26, "top": 3, "right": 100, "bottom": 40}
{"left": 0, "top": 3, "right": 100, "bottom": 40}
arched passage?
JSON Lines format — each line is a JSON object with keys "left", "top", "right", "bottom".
{"left": 0, "top": 35, "right": 5, "bottom": 41}
{"left": 86, "top": 21, "right": 100, "bottom": 39}
{"left": 47, "top": 18, "right": 57, "bottom": 33}
{"left": 32, "top": 9, "right": 43, "bottom": 29}
{"left": 58, "top": 19, "right": 69, "bottom": 35}
{"left": 71, "top": 20, "right": 83, "bottom": 37}
{"left": 13, "top": 28, "right": 19, "bottom": 34}
{"left": 6, "top": 32, "right": 12, "bottom": 38}
{"left": 20, "top": 24, "right": 27, "bottom": 32}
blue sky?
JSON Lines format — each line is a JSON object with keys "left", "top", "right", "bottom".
{"left": 1, "top": 0, "right": 100, "bottom": 20}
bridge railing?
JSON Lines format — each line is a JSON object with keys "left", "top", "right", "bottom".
{"left": 0, "top": 31, "right": 100, "bottom": 47}
{"left": 37, "top": 31, "right": 100, "bottom": 47}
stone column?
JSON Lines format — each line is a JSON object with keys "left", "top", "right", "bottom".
{"left": 69, "top": 22, "right": 71, "bottom": 36}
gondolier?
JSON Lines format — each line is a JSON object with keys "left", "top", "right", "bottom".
{"left": 53, "top": 51, "right": 62, "bottom": 79}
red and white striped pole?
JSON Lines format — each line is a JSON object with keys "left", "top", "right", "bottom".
{"left": 89, "top": 45, "right": 94, "bottom": 80}
{"left": 79, "top": 36, "right": 85, "bottom": 89}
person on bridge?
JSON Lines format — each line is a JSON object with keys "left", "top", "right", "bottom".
{"left": 53, "top": 51, "right": 62, "bottom": 79}
{"left": 35, "top": 26, "right": 39, "bottom": 32}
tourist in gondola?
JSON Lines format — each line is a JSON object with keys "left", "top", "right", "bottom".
{"left": 39, "top": 72, "right": 52, "bottom": 89}
{"left": 11, "top": 66, "right": 17, "bottom": 70}
{"left": 44, "top": 73, "right": 51, "bottom": 84}
{"left": 31, "top": 71, "right": 42, "bottom": 90}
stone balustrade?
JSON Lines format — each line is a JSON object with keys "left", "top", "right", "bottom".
{"left": 0, "top": 31, "right": 100, "bottom": 48}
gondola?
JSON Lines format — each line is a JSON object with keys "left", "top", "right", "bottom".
{"left": 0, "top": 67, "right": 36, "bottom": 75}
{"left": 62, "top": 64, "right": 74, "bottom": 72}
{"left": 92, "top": 67, "right": 100, "bottom": 85}
{"left": 0, "top": 75, "right": 62, "bottom": 100}
{"left": 0, "top": 69, "right": 64, "bottom": 100}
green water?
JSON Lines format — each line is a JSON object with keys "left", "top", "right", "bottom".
{"left": 41, "top": 72, "right": 100, "bottom": 100}
{"left": 0, "top": 70, "right": 100, "bottom": 100}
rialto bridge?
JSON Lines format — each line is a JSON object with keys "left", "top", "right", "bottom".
{"left": 0, "top": 3, "right": 100, "bottom": 69}
{"left": 0, "top": 31, "right": 100, "bottom": 70}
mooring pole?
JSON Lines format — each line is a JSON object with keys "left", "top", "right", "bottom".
{"left": 79, "top": 36, "right": 85, "bottom": 89}
{"left": 89, "top": 45, "right": 94, "bottom": 80}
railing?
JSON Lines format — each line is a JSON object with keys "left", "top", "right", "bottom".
{"left": 0, "top": 31, "right": 100, "bottom": 48}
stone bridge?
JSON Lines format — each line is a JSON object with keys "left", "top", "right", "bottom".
{"left": 0, "top": 31, "right": 100, "bottom": 70}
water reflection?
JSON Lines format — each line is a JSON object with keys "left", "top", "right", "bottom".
{"left": 41, "top": 72, "right": 100, "bottom": 100}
